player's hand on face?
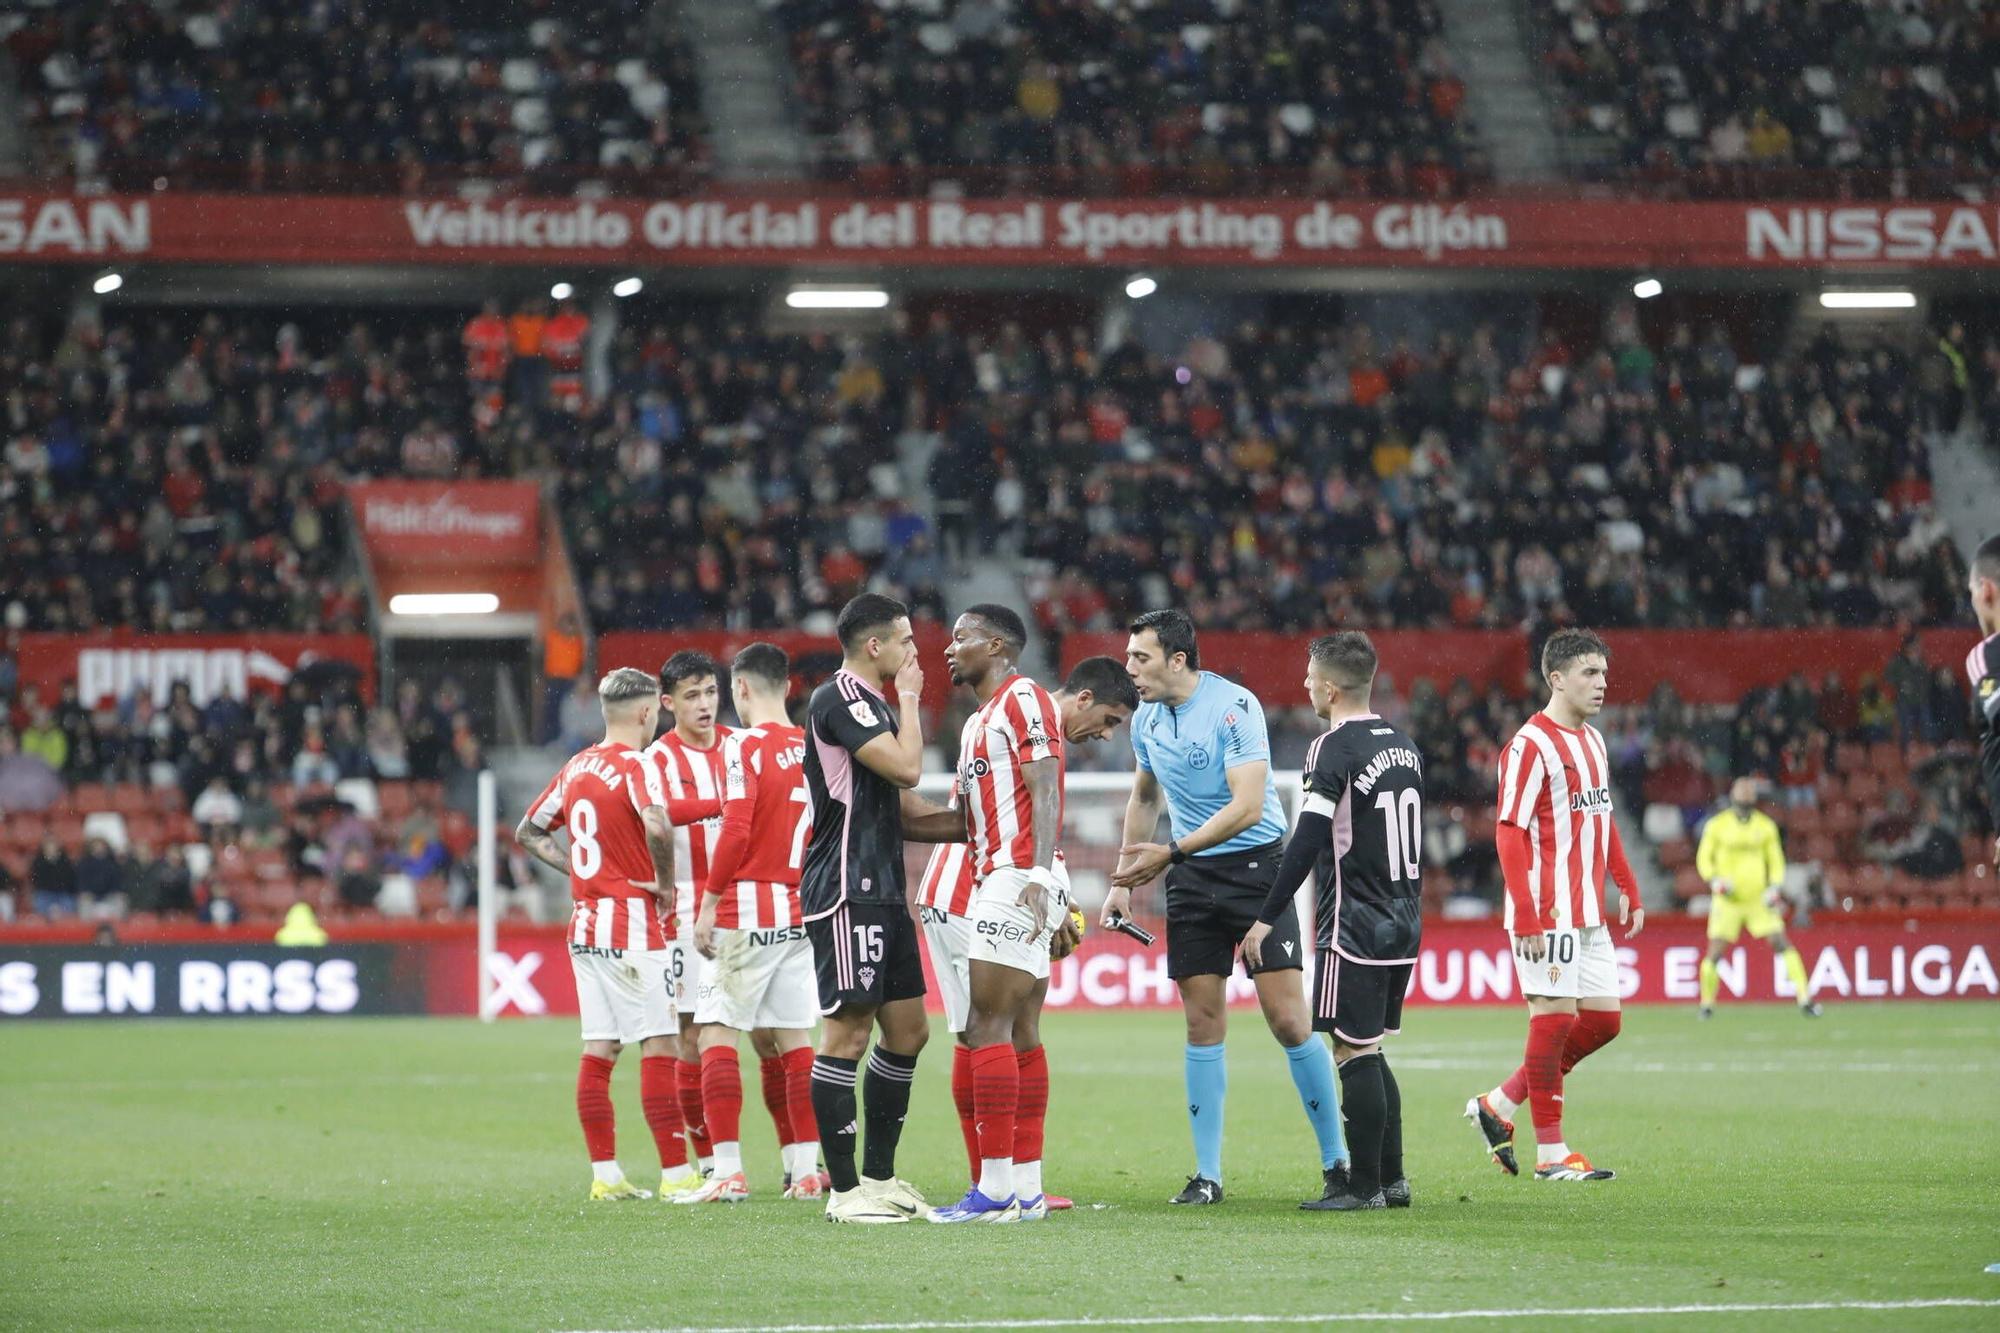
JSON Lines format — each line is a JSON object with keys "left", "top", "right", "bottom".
{"left": 1113, "top": 842, "right": 1171, "bottom": 889}
{"left": 1240, "top": 920, "right": 1272, "bottom": 970}
{"left": 1620, "top": 894, "right": 1645, "bottom": 939}
{"left": 694, "top": 900, "right": 720, "bottom": 958}
{"left": 1514, "top": 930, "right": 1546, "bottom": 963}
{"left": 1100, "top": 883, "right": 1131, "bottom": 930}
{"left": 894, "top": 651, "right": 924, "bottom": 702}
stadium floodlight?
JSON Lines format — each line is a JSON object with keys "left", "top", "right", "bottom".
{"left": 92, "top": 272, "right": 124, "bottom": 295}
{"left": 1125, "top": 275, "right": 1158, "bottom": 299}
{"left": 612, "top": 276, "right": 643, "bottom": 298}
{"left": 1819, "top": 289, "right": 1916, "bottom": 310}
{"left": 785, "top": 288, "right": 890, "bottom": 309}
{"left": 389, "top": 593, "right": 500, "bottom": 616}
{"left": 549, "top": 281, "right": 574, "bottom": 300}
{"left": 1632, "top": 277, "right": 1663, "bottom": 300}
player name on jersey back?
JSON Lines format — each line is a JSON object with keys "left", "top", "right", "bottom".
{"left": 1302, "top": 716, "right": 1424, "bottom": 963}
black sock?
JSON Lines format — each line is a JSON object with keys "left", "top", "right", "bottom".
{"left": 1337, "top": 1052, "right": 1385, "bottom": 1197}
{"left": 1379, "top": 1057, "right": 1404, "bottom": 1185}
{"left": 810, "top": 1056, "right": 860, "bottom": 1192}
{"left": 860, "top": 1047, "right": 919, "bottom": 1181}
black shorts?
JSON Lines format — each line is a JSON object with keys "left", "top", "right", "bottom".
{"left": 1314, "top": 950, "right": 1411, "bottom": 1045}
{"left": 1164, "top": 842, "right": 1302, "bottom": 980}
{"left": 806, "top": 900, "right": 926, "bottom": 1016}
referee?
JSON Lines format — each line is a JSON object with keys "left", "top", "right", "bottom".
{"left": 1108, "top": 610, "right": 1346, "bottom": 1204}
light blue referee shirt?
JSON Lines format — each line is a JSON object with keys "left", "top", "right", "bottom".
{"left": 1131, "top": 671, "right": 1288, "bottom": 856}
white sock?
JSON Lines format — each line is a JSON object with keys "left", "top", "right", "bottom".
{"left": 591, "top": 1160, "right": 625, "bottom": 1186}
{"left": 977, "top": 1158, "right": 1014, "bottom": 1202}
{"left": 713, "top": 1142, "right": 743, "bottom": 1176}
{"left": 1486, "top": 1087, "right": 1521, "bottom": 1120}
{"left": 788, "top": 1142, "right": 820, "bottom": 1180}
{"left": 1015, "top": 1159, "right": 1042, "bottom": 1202}
{"left": 1537, "top": 1140, "right": 1569, "bottom": 1166}
{"left": 697, "top": 1155, "right": 714, "bottom": 1176}
{"left": 662, "top": 1163, "right": 696, "bottom": 1183}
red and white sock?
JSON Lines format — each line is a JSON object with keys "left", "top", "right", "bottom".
{"left": 577, "top": 1053, "right": 617, "bottom": 1171}
{"left": 639, "top": 1054, "right": 690, "bottom": 1176}
{"left": 1525, "top": 1012, "right": 1576, "bottom": 1165}
{"left": 951, "top": 1044, "right": 980, "bottom": 1185}
{"left": 1013, "top": 1044, "right": 1049, "bottom": 1201}
{"left": 781, "top": 1046, "right": 820, "bottom": 1180}
{"left": 969, "top": 1043, "right": 1018, "bottom": 1201}
{"left": 1487, "top": 1066, "right": 1530, "bottom": 1121}
{"left": 700, "top": 1047, "right": 744, "bottom": 1177}
{"left": 676, "top": 1057, "right": 713, "bottom": 1167}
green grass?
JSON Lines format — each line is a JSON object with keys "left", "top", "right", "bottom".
{"left": 3, "top": 1004, "right": 1998, "bottom": 1331}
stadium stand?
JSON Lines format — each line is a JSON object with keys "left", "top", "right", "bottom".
{"left": 767, "top": 0, "right": 1485, "bottom": 195}
{"left": 1527, "top": 0, "right": 2000, "bottom": 196}
{"left": 1, "top": 0, "right": 708, "bottom": 192}
{"left": 1010, "top": 315, "right": 1971, "bottom": 638}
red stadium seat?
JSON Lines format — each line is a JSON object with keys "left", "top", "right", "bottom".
{"left": 111, "top": 785, "right": 151, "bottom": 815}
{"left": 1842, "top": 773, "right": 1881, "bottom": 807}
{"left": 70, "top": 783, "right": 113, "bottom": 814}
{"left": 1867, "top": 740, "right": 1903, "bottom": 773}
{"left": 1657, "top": 839, "right": 1693, "bottom": 871}
{"left": 1786, "top": 806, "right": 1825, "bottom": 838}
{"left": 1673, "top": 868, "right": 1708, "bottom": 902}
{"left": 149, "top": 787, "right": 187, "bottom": 814}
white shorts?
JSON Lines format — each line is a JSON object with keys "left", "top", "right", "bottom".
{"left": 572, "top": 945, "right": 678, "bottom": 1043}
{"left": 691, "top": 925, "right": 817, "bottom": 1032}
{"left": 919, "top": 906, "right": 974, "bottom": 1035}
{"left": 967, "top": 863, "right": 1069, "bottom": 984}
{"left": 1512, "top": 925, "right": 1618, "bottom": 1000}
{"left": 669, "top": 885, "right": 699, "bottom": 1014}
{"left": 664, "top": 938, "right": 699, "bottom": 1015}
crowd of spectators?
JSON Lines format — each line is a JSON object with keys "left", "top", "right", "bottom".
{"left": 0, "top": 655, "right": 507, "bottom": 922}
{"left": 1531, "top": 0, "right": 2000, "bottom": 195}
{"left": 769, "top": 0, "right": 1483, "bottom": 195}
{"left": 2, "top": 0, "right": 706, "bottom": 191}
{"left": 1007, "top": 310, "right": 1982, "bottom": 645}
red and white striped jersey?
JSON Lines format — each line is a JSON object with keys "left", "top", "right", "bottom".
{"left": 914, "top": 832, "right": 975, "bottom": 916}
{"left": 705, "top": 722, "right": 810, "bottom": 929}
{"left": 641, "top": 726, "right": 732, "bottom": 928}
{"left": 956, "top": 674, "right": 1065, "bottom": 878}
{"left": 523, "top": 740, "right": 670, "bottom": 949}
{"left": 1495, "top": 712, "right": 1613, "bottom": 932}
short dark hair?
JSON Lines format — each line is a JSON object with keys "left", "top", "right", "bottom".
{"left": 836, "top": 593, "right": 910, "bottom": 653}
{"left": 1309, "top": 631, "right": 1377, "bottom": 691}
{"left": 1542, "top": 628, "right": 1610, "bottom": 681}
{"left": 962, "top": 603, "right": 1028, "bottom": 655}
{"left": 1976, "top": 533, "right": 2000, "bottom": 584}
{"left": 730, "top": 642, "right": 789, "bottom": 694}
{"left": 1129, "top": 608, "right": 1199, "bottom": 672}
{"left": 1060, "top": 655, "right": 1139, "bottom": 711}
{"left": 659, "top": 650, "right": 719, "bottom": 695}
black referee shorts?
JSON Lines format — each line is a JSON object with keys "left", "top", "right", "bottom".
{"left": 806, "top": 900, "right": 926, "bottom": 1016}
{"left": 1313, "top": 949, "right": 1412, "bottom": 1046}
{"left": 1163, "top": 841, "right": 1303, "bottom": 980}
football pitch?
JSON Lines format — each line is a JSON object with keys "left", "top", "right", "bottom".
{"left": 4, "top": 1004, "right": 1997, "bottom": 1331}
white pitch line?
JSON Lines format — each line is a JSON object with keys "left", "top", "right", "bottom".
{"left": 572, "top": 1298, "right": 2000, "bottom": 1333}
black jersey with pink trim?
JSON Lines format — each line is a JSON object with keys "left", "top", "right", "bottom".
{"left": 799, "top": 667, "right": 906, "bottom": 921}
{"left": 1300, "top": 715, "right": 1425, "bottom": 963}
{"left": 1968, "top": 633, "right": 2000, "bottom": 823}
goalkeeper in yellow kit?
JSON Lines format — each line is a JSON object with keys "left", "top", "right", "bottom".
{"left": 1695, "top": 778, "right": 1821, "bottom": 1019}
